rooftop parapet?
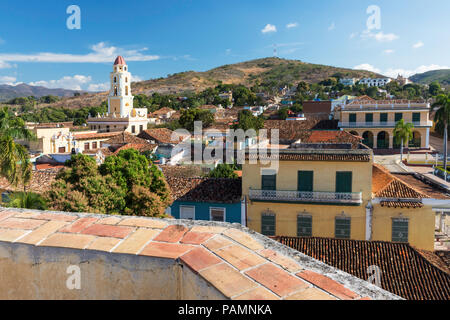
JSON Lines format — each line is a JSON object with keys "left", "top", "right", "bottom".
{"left": 0, "top": 207, "right": 398, "bottom": 300}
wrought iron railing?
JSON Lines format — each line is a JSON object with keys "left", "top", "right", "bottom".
{"left": 249, "top": 189, "right": 362, "bottom": 204}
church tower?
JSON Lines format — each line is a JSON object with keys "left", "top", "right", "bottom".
{"left": 108, "top": 56, "right": 134, "bottom": 118}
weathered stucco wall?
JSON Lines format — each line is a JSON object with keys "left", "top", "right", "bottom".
{"left": 0, "top": 241, "right": 225, "bottom": 300}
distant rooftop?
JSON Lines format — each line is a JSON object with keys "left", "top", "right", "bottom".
{"left": 274, "top": 236, "right": 450, "bottom": 300}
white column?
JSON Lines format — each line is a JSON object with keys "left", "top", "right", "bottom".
{"left": 365, "top": 201, "right": 373, "bottom": 241}
{"left": 425, "top": 128, "right": 430, "bottom": 148}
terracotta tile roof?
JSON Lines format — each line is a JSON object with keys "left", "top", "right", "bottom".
{"left": 0, "top": 208, "right": 397, "bottom": 300}
{"left": 114, "top": 56, "right": 126, "bottom": 65}
{"left": 152, "top": 107, "right": 175, "bottom": 116}
{"left": 246, "top": 152, "right": 371, "bottom": 162}
{"left": 103, "top": 132, "right": 149, "bottom": 145}
{"left": 138, "top": 128, "right": 188, "bottom": 144}
{"left": 372, "top": 164, "right": 428, "bottom": 208}
{"left": 73, "top": 131, "right": 121, "bottom": 141}
{"left": 263, "top": 120, "right": 339, "bottom": 142}
{"left": 392, "top": 173, "right": 450, "bottom": 200}
{"left": 165, "top": 176, "right": 242, "bottom": 203}
{"left": 305, "top": 131, "right": 362, "bottom": 148}
{"left": 0, "top": 169, "right": 60, "bottom": 194}
{"left": 159, "top": 165, "right": 205, "bottom": 178}
{"left": 273, "top": 236, "right": 450, "bottom": 300}
{"left": 302, "top": 101, "right": 332, "bottom": 115}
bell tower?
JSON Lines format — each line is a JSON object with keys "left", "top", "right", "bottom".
{"left": 108, "top": 56, "right": 134, "bottom": 118}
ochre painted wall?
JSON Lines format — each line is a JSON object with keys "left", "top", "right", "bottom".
{"left": 371, "top": 204, "right": 435, "bottom": 251}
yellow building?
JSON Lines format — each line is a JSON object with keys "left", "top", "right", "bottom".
{"left": 338, "top": 98, "right": 432, "bottom": 149}
{"left": 242, "top": 134, "right": 440, "bottom": 251}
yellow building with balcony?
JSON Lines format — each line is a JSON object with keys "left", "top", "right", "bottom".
{"left": 338, "top": 98, "right": 432, "bottom": 149}
{"left": 242, "top": 135, "right": 440, "bottom": 251}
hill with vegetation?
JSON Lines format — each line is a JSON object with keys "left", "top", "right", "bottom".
{"left": 133, "top": 57, "right": 384, "bottom": 95}
{"left": 410, "top": 69, "right": 450, "bottom": 87}
{"left": 0, "top": 83, "right": 83, "bottom": 102}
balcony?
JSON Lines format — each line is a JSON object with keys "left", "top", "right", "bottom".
{"left": 249, "top": 189, "right": 363, "bottom": 205}
{"left": 338, "top": 121, "right": 433, "bottom": 128}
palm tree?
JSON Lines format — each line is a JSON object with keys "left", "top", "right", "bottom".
{"left": 433, "top": 93, "right": 450, "bottom": 179}
{"left": 6, "top": 192, "right": 47, "bottom": 210}
{"left": 0, "top": 107, "right": 35, "bottom": 188}
{"left": 393, "top": 119, "right": 414, "bottom": 163}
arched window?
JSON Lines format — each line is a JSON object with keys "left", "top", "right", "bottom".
{"left": 114, "top": 86, "right": 118, "bottom": 96}
{"left": 125, "top": 77, "right": 128, "bottom": 83}
{"left": 114, "top": 77, "right": 117, "bottom": 83}
{"left": 125, "top": 86, "right": 129, "bottom": 95}
{"left": 124, "top": 67, "right": 127, "bottom": 71}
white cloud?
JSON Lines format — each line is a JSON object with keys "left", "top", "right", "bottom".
{"left": 29, "top": 75, "right": 93, "bottom": 91}
{"left": 353, "top": 63, "right": 449, "bottom": 78}
{"left": 0, "top": 42, "right": 160, "bottom": 64}
{"left": 88, "top": 82, "right": 109, "bottom": 92}
{"left": 353, "top": 63, "right": 382, "bottom": 74}
{"left": 413, "top": 41, "right": 424, "bottom": 49}
{"left": 349, "top": 32, "right": 358, "bottom": 39}
{"left": 286, "top": 22, "right": 298, "bottom": 29}
{"left": 261, "top": 24, "right": 277, "bottom": 34}
{"left": 0, "top": 76, "right": 17, "bottom": 85}
{"left": 328, "top": 22, "right": 336, "bottom": 31}
{"left": 383, "top": 49, "right": 395, "bottom": 54}
{"left": 384, "top": 64, "right": 449, "bottom": 78}
{"left": 361, "top": 30, "right": 399, "bottom": 42}
{"left": 0, "top": 61, "right": 14, "bottom": 69}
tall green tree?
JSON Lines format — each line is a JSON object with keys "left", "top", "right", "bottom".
{"left": 47, "top": 149, "right": 172, "bottom": 217}
{"left": 208, "top": 164, "right": 238, "bottom": 179}
{"left": 433, "top": 93, "right": 450, "bottom": 178}
{"left": 0, "top": 107, "right": 35, "bottom": 188}
{"left": 393, "top": 119, "right": 414, "bottom": 163}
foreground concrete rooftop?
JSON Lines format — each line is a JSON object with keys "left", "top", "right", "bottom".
{"left": 0, "top": 207, "right": 399, "bottom": 300}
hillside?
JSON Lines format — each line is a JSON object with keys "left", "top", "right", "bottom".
{"left": 0, "top": 83, "right": 83, "bottom": 102}
{"left": 410, "top": 69, "right": 450, "bottom": 87}
{"left": 10, "top": 57, "right": 385, "bottom": 110}
{"left": 133, "top": 57, "right": 384, "bottom": 95}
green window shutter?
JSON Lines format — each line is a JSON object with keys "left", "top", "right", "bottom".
{"left": 412, "top": 113, "right": 420, "bottom": 123}
{"left": 298, "top": 171, "right": 313, "bottom": 192}
{"left": 392, "top": 219, "right": 408, "bottom": 242}
{"left": 336, "top": 172, "right": 352, "bottom": 193}
{"left": 395, "top": 113, "right": 403, "bottom": 122}
{"left": 380, "top": 113, "right": 388, "bottom": 123}
{"left": 297, "top": 215, "right": 312, "bottom": 237}
{"left": 365, "top": 113, "right": 373, "bottom": 123}
{"left": 261, "top": 174, "right": 276, "bottom": 190}
{"left": 261, "top": 214, "right": 276, "bottom": 236}
{"left": 335, "top": 217, "right": 351, "bottom": 239}
{"left": 349, "top": 114, "right": 356, "bottom": 123}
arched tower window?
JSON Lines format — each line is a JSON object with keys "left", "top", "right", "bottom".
{"left": 114, "top": 77, "right": 117, "bottom": 83}
{"left": 124, "top": 67, "right": 127, "bottom": 71}
{"left": 114, "top": 86, "right": 118, "bottom": 96}
{"left": 125, "top": 86, "right": 129, "bottom": 95}
{"left": 125, "top": 77, "right": 128, "bottom": 83}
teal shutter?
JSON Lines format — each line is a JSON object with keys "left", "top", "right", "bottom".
{"left": 335, "top": 217, "right": 351, "bottom": 239}
{"left": 349, "top": 114, "right": 356, "bottom": 123}
{"left": 412, "top": 113, "right": 420, "bottom": 123}
{"left": 395, "top": 113, "right": 403, "bottom": 122}
{"left": 298, "top": 171, "right": 313, "bottom": 192}
{"left": 336, "top": 172, "right": 352, "bottom": 193}
{"left": 297, "top": 215, "right": 312, "bottom": 237}
{"left": 392, "top": 219, "right": 408, "bottom": 242}
{"left": 261, "top": 214, "right": 276, "bottom": 236}
{"left": 365, "top": 113, "right": 373, "bottom": 123}
{"left": 380, "top": 113, "right": 388, "bottom": 123}
{"left": 261, "top": 174, "right": 276, "bottom": 190}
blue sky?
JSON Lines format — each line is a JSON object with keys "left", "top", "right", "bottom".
{"left": 0, "top": 0, "right": 448, "bottom": 91}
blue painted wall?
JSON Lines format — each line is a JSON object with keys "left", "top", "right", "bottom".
{"left": 170, "top": 200, "right": 242, "bottom": 224}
